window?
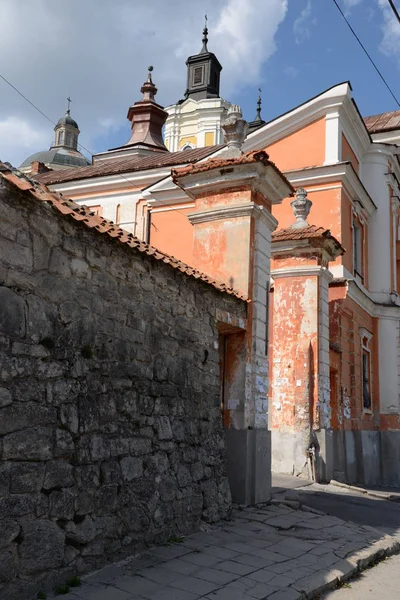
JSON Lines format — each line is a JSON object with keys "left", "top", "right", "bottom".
{"left": 193, "top": 66, "right": 203, "bottom": 86}
{"left": 116, "top": 204, "right": 121, "bottom": 225}
{"left": 360, "top": 329, "right": 372, "bottom": 411}
{"left": 353, "top": 221, "right": 363, "bottom": 279}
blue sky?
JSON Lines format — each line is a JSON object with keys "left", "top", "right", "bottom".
{"left": 97, "top": 0, "right": 400, "bottom": 154}
{"left": 1, "top": 0, "right": 400, "bottom": 166}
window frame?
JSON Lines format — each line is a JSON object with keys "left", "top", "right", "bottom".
{"left": 360, "top": 328, "right": 373, "bottom": 413}
{"left": 352, "top": 218, "right": 364, "bottom": 282}
{"left": 192, "top": 65, "right": 204, "bottom": 87}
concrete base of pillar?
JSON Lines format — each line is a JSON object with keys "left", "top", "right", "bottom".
{"left": 225, "top": 428, "right": 271, "bottom": 505}
{"left": 332, "top": 429, "right": 400, "bottom": 488}
{"left": 271, "top": 430, "right": 310, "bottom": 477}
{"left": 271, "top": 429, "right": 334, "bottom": 483}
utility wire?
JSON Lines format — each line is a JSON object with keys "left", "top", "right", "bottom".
{"left": 0, "top": 73, "right": 193, "bottom": 223}
{"left": 388, "top": 0, "right": 400, "bottom": 24}
{"left": 331, "top": 0, "right": 400, "bottom": 108}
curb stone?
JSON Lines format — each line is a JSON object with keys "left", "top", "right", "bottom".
{"left": 294, "top": 535, "right": 400, "bottom": 599}
{"left": 329, "top": 479, "right": 400, "bottom": 502}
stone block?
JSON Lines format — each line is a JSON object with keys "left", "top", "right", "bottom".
{"left": 49, "top": 490, "right": 75, "bottom": 520}
{"left": 3, "top": 427, "right": 53, "bottom": 461}
{"left": 0, "top": 519, "right": 20, "bottom": 549}
{"left": 157, "top": 416, "right": 173, "bottom": 440}
{"left": 64, "top": 515, "right": 96, "bottom": 544}
{"left": 19, "top": 520, "right": 65, "bottom": 573}
{"left": 0, "top": 546, "right": 18, "bottom": 583}
{"left": 0, "top": 387, "right": 12, "bottom": 407}
{"left": 9, "top": 462, "right": 45, "bottom": 493}
{"left": 0, "top": 494, "right": 35, "bottom": 519}
{"left": 120, "top": 457, "right": 143, "bottom": 482}
{"left": 54, "top": 429, "right": 74, "bottom": 458}
{"left": 0, "top": 287, "right": 25, "bottom": 337}
{"left": 0, "top": 403, "right": 56, "bottom": 436}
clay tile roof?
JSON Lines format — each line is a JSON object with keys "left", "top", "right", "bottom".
{"left": 0, "top": 162, "right": 246, "bottom": 301}
{"left": 272, "top": 224, "right": 344, "bottom": 254}
{"left": 364, "top": 110, "right": 400, "bottom": 134}
{"left": 171, "top": 149, "right": 295, "bottom": 192}
{"left": 33, "top": 146, "right": 224, "bottom": 186}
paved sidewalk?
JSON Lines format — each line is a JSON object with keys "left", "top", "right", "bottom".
{"left": 324, "top": 554, "right": 400, "bottom": 598}
{"left": 48, "top": 502, "right": 400, "bottom": 600}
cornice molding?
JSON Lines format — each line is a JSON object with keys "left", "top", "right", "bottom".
{"left": 271, "top": 265, "right": 333, "bottom": 280}
{"left": 244, "top": 83, "right": 351, "bottom": 151}
{"left": 188, "top": 202, "right": 278, "bottom": 231}
{"left": 284, "top": 162, "right": 376, "bottom": 215}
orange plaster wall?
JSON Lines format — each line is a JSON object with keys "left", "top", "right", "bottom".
{"left": 270, "top": 275, "right": 319, "bottom": 432}
{"left": 273, "top": 185, "right": 344, "bottom": 268}
{"left": 341, "top": 134, "right": 359, "bottom": 174}
{"left": 192, "top": 216, "right": 251, "bottom": 296}
{"left": 150, "top": 205, "right": 195, "bottom": 266}
{"left": 265, "top": 118, "right": 326, "bottom": 171}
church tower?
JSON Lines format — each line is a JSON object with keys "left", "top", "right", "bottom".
{"left": 164, "top": 20, "right": 231, "bottom": 152}
{"left": 19, "top": 100, "right": 89, "bottom": 174}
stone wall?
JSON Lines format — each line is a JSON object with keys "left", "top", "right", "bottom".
{"left": 0, "top": 179, "right": 246, "bottom": 600}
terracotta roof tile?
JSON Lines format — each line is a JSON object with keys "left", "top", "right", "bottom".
{"left": 171, "top": 150, "right": 295, "bottom": 193}
{"left": 0, "top": 163, "right": 247, "bottom": 301}
{"left": 364, "top": 110, "right": 400, "bottom": 133}
{"left": 272, "top": 224, "right": 344, "bottom": 254}
{"left": 32, "top": 146, "right": 224, "bottom": 186}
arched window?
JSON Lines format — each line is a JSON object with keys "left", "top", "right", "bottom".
{"left": 181, "top": 142, "right": 195, "bottom": 151}
{"left": 116, "top": 204, "right": 121, "bottom": 225}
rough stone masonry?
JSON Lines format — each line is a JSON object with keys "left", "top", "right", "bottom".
{"left": 0, "top": 175, "right": 246, "bottom": 600}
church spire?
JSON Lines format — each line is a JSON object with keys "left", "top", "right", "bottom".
{"left": 124, "top": 66, "right": 168, "bottom": 151}
{"left": 185, "top": 18, "right": 222, "bottom": 100}
{"left": 248, "top": 88, "right": 266, "bottom": 132}
{"left": 51, "top": 99, "right": 80, "bottom": 150}
{"left": 201, "top": 15, "right": 208, "bottom": 53}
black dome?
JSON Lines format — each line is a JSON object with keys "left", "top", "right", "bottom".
{"left": 56, "top": 112, "right": 79, "bottom": 129}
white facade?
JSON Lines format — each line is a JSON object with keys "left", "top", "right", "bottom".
{"left": 164, "top": 97, "right": 231, "bottom": 152}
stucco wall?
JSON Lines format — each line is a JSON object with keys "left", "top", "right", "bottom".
{"left": 0, "top": 180, "right": 246, "bottom": 600}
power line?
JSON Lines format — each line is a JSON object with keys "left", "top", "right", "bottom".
{"left": 0, "top": 72, "right": 193, "bottom": 223}
{"left": 0, "top": 73, "right": 56, "bottom": 126}
{"left": 330, "top": 0, "right": 400, "bottom": 108}
{"left": 388, "top": 0, "right": 400, "bottom": 24}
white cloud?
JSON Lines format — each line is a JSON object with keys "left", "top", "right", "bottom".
{"left": 0, "top": 117, "right": 49, "bottom": 166}
{"left": 377, "top": 0, "right": 400, "bottom": 60}
{"left": 0, "top": 0, "right": 289, "bottom": 167}
{"left": 342, "top": 0, "right": 363, "bottom": 11}
{"left": 284, "top": 66, "right": 299, "bottom": 78}
{"left": 293, "top": 0, "right": 314, "bottom": 44}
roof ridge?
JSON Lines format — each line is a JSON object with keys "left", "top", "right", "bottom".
{"left": 0, "top": 161, "right": 247, "bottom": 302}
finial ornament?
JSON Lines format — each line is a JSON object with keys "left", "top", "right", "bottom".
{"left": 147, "top": 65, "right": 154, "bottom": 83}
{"left": 290, "top": 188, "right": 312, "bottom": 229}
{"left": 221, "top": 104, "right": 249, "bottom": 155}
{"left": 201, "top": 14, "right": 209, "bottom": 53}
{"left": 256, "top": 88, "right": 262, "bottom": 120}
{"left": 66, "top": 96, "right": 71, "bottom": 115}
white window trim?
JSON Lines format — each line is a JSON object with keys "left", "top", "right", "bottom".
{"left": 360, "top": 328, "right": 373, "bottom": 414}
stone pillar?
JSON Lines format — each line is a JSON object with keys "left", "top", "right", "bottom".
{"left": 172, "top": 149, "right": 294, "bottom": 504}
{"left": 270, "top": 189, "right": 343, "bottom": 481}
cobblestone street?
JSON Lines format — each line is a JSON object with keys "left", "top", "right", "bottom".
{"left": 48, "top": 501, "right": 400, "bottom": 600}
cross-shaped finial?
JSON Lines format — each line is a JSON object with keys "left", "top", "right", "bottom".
{"left": 67, "top": 96, "right": 72, "bottom": 113}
